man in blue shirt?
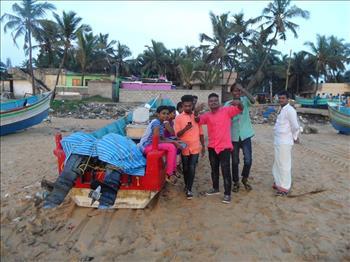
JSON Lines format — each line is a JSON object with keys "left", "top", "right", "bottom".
{"left": 225, "top": 83, "right": 255, "bottom": 193}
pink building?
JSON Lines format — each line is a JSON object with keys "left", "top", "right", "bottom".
{"left": 121, "top": 81, "right": 172, "bottom": 90}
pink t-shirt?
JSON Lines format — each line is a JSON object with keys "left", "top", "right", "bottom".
{"left": 199, "top": 106, "right": 242, "bottom": 153}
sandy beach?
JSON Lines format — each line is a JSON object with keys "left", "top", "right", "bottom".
{"left": 1, "top": 117, "right": 349, "bottom": 261}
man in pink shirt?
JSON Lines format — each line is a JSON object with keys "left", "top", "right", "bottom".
{"left": 196, "top": 93, "right": 243, "bottom": 204}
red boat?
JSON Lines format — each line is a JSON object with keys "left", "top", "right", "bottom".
{"left": 53, "top": 119, "right": 167, "bottom": 209}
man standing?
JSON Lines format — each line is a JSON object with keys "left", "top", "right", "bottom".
{"left": 195, "top": 93, "right": 242, "bottom": 204}
{"left": 225, "top": 83, "right": 255, "bottom": 193}
{"left": 272, "top": 91, "right": 300, "bottom": 196}
{"left": 175, "top": 95, "right": 205, "bottom": 199}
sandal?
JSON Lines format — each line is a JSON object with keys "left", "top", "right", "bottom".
{"left": 275, "top": 191, "right": 288, "bottom": 197}
{"left": 166, "top": 175, "right": 177, "bottom": 185}
{"left": 242, "top": 178, "right": 252, "bottom": 191}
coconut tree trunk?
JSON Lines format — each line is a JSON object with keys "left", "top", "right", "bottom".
{"left": 81, "top": 70, "right": 85, "bottom": 87}
{"left": 28, "top": 25, "right": 36, "bottom": 95}
{"left": 52, "top": 47, "right": 68, "bottom": 102}
{"left": 246, "top": 30, "right": 279, "bottom": 91}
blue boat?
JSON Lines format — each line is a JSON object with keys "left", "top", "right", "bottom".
{"left": 0, "top": 92, "right": 52, "bottom": 136}
{"left": 327, "top": 102, "right": 350, "bottom": 135}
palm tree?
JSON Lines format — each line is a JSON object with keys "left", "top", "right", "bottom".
{"left": 53, "top": 11, "right": 90, "bottom": 94}
{"left": 184, "top": 45, "right": 200, "bottom": 61}
{"left": 193, "top": 67, "right": 221, "bottom": 90}
{"left": 246, "top": 0, "right": 309, "bottom": 90}
{"left": 94, "top": 33, "right": 116, "bottom": 73}
{"left": 225, "top": 12, "right": 258, "bottom": 87}
{"left": 199, "top": 12, "right": 234, "bottom": 79}
{"left": 288, "top": 51, "right": 315, "bottom": 94}
{"left": 33, "top": 19, "right": 61, "bottom": 68}
{"left": 76, "top": 32, "right": 98, "bottom": 85}
{"left": 140, "top": 40, "right": 170, "bottom": 77}
{"left": 177, "top": 59, "right": 195, "bottom": 89}
{"left": 114, "top": 42, "right": 132, "bottom": 77}
{"left": 1, "top": 0, "right": 56, "bottom": 94}
{"left": 168, "top": 48, "right": 184, "bottom": 85}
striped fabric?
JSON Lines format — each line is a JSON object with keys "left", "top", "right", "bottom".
{"left": 61, "top": 132, "right": 146, "bottom": 176}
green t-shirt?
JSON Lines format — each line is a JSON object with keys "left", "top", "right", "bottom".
{"left": 224, "top": 96, "right": 255, "bottom": 142}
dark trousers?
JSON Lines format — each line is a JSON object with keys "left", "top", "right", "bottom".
{"left": 45, "top": 154, "right": 121, "bottom": 207}
{"left": 231, "top": 137, "right": 252, "bottom": 183}
{"left": 208, "top": 148, "right": 231, "bottom": 195}
{"left": 98, "top": 168, "right": 121, "bottom": 206}
{"left": 181, "top": 154, "right": 199, "bottom": 191}
{"left": 45, "top": 154, "right": 84, "bottom": 205}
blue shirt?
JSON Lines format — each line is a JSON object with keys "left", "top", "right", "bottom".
{"left": 61, "top": 132, "right": 146, "bottom": 176}
{"left": 224, "top": 96, "right": 255, "bottom": 142}
{"left": 138, "top": 119, "right": 164, "bottom": 152}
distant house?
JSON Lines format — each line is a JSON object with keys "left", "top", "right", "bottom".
{"left": 64, "top": 72, "right": 111, "bottom": 87}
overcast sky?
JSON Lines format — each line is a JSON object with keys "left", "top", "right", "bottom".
{"left": 1, "top": 0, "right": 350, "bottom": 66}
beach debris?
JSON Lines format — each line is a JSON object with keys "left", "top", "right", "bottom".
{"left": 4, "top": 193, "right": 9, "bottom": 198}
{"left": 12, "top": 217, "right": 22, "bottom": 223}
{"left": 51, "top": 102, "right": 139, "bottom": 120}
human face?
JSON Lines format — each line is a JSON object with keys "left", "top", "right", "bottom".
{"left": 158, "top": 109, "right": 169, "bottom": 122}
{"left": 168, "top": 111, "right": 176, "bottom": 120}
{"left": 208, "top": 96, "right": 220, "bottom": 111}
{"left": 182, "top": 101, "right": 193, "bottom": 114}
{"left": 278, "top": 95, "right": 288, "bottom": 107}
{"left": 231, "top": 87, "right": 241, "bottom": 99}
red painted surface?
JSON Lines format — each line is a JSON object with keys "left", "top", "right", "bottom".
{"left": 53, "top": 133, "right": 166, "bottom": 191}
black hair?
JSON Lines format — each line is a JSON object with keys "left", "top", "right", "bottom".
{"left": 278, "top": 91, "right": 289, "bottom": 98}
{"left": 192, "top": 95, "right": 198, "bottom": 99}
{"left": 156, "top": 105, "right": 169, "bottom": 113}
{"left": 181, "top": 95, "right": 194, "bottom": 103}
{"left": 167, "top": 106, "right": 176, "bottom": 113}
{"left": 208, "top": 93, "right": 219, "bottom": 99}
{"left": 176, "top": 101, "right": 183, "bottom": 111}
{"left": 230, "top": 82, "right": 242, "bottom": 92}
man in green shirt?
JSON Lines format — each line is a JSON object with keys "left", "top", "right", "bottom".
{"left": 225, "top": 83, "right": 255, "bottom": 192}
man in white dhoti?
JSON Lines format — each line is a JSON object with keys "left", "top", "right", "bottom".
{"left": 272, "top": 91, "right": 300, "bottom": 196}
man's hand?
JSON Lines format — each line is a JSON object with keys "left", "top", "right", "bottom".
{"left": 184, "top": 122, "right": 192, "bottom": 131}
{"left": 230, "top": 100, "right": 244, "bottom": 111}
{"left": 194, "top": 103, "right": 206, "bottom": 114}
{"left": 201, "top": 146, "right": 206, "bottom": 157}
{"left": 173, "top": 141, "right": 182, "bottom": 149}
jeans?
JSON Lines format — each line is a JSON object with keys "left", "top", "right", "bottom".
{"left": 208, "top": 148, "right": 231, "bottom": 195}
{"left": 44, "top": 154, "right": 85, "bottom": 205}
{"left": 181, "top": 154, "right": 199, "bottom": 191}
{"left": 98, "top": 168, "right": 122, "bottom": 207}
{"left": 231, "top": 137, "right": 252, "bottom": 183}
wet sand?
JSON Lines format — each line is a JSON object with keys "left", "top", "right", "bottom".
{"left": 1, "top": 117, "right": 349, "bottom": 261}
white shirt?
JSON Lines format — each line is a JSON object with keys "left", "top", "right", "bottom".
{"left": 274, "top": 103, "right": 300, "bottom": 145}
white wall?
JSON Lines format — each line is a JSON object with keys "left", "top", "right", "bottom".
{"left": 13, "top": 80, "right": 32, "bottom": 97}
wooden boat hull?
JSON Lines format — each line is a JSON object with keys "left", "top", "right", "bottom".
{"left": 0, "top": 92, "right": 52, "bottom": 136}
{"left": 327, "top": 102, "right": 350, "bottom": 135}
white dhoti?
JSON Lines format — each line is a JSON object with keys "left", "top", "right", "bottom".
{"left": 272, "top": 144, "right": 292, "bottom": 192}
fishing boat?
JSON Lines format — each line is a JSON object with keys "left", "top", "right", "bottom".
{"left": 0, "top": 92, "right": 52, "bottom": 136}
{"left": 327, "top": 102, "right": 350, "bottom": 135}
{"left": 53, "top": 96, "right": 175, "bottom": 209}
{"left": 295, "top": 95, "right": 334, "bottom": 109}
